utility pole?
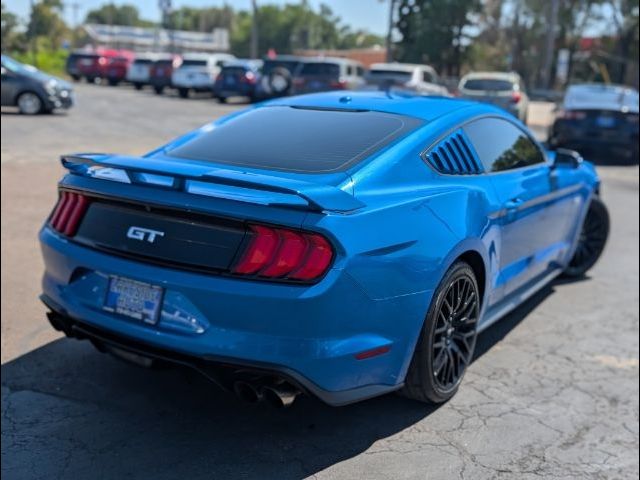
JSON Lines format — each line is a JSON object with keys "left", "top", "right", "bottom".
{"left": 385, "top": 0, "right": 396, "bottom": 62}
{"left": 541, "top": 0, "right": 559, "bottom": 89}
{"left": 250, "top": 0, "right": 259, "bottom": 59}
{"left": 70, "top": 2, "right": 80, "bottom": 48}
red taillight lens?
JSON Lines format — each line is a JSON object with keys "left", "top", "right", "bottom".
{"left": 329, "top": 79, "right": 347, "bottom": 89}
{"left": 49, "top": 191, "right": 90, "bottom": 237}
{"left": 232, "top": 224, "right": 334, "bottom": 282}
{"left": 233, "top": 225, "right": 280, "bottom": 275}
{"left": 511, "top": 91, "right": 522, "bottom": 103}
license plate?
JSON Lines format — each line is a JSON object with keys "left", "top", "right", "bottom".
{"left": 596, "top": 115, "right": 616, "bottom": 128}
{"left": 103, "top": 276, "right": 163, "bottom": 325}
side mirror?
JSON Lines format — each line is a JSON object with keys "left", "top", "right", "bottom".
{"left": 552, "top": 148, "right": 583, "bottom": 169}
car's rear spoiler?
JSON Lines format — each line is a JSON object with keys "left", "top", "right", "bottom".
{"left": 61, "top": 153, "right": 365, "bottom": 213}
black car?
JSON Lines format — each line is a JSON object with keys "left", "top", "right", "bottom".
{"left": 212, "top": 59, "right": 263, "bottom": 103}
{"left": 1, "top": 55, "right": 73, "bottom": 114}
{"left": 548, "top": 83, "right": 639, "bottom": 163}
{"left": 253, "top": 55, "right": 307, "bottom": 100}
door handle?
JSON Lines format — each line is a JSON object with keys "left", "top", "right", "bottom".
{"left": 504, "top": 198, "right": 524, "bottom": 210}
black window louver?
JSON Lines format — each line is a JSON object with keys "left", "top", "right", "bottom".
{"left": 425, "top": 131, "right": 483, "bottom": 175}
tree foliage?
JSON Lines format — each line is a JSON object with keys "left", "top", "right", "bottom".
{"left": 1, "top": 1, "right": 20, "bottom": 52}
{"left": 395, "top": 0, "right": 482, "bottom": 76}
{"left": 84, "top": 3, "right": 154, "bottom": 27}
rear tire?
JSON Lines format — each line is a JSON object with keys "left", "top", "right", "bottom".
{"left": 154, "top": 85, "right": 164, "bottom": 95}
{"left": 217, "top": 96, "right": 227, "bottom": 103}
{"left": 563, "top": 196, "right": 609, "bottom": 278}
{"left": 178, "top": 88, "right": 189, "bottom": 98}
{"left": 401, "top": 261, "right": 479, "bottom": 403}
{"left": 108, "top": 78, "right": 119, "bottom": 87}
{"left": 134, "top": 82, "right": 143, "bottom": 90}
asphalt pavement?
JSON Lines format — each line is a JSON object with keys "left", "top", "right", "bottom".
{"left": 1, "top": 84, "right": 638, "bottom": 480}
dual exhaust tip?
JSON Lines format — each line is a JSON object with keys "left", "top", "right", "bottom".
{"left": 233, "top": 380, "right": 300, "bottom": 408}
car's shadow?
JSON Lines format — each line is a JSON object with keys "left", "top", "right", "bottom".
{"left": 2, "top": 283, "right": 559, "bottom": 479}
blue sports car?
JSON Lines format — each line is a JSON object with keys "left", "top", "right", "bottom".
{"left": 39, "top": 91, "right": 609, "bottom": 407}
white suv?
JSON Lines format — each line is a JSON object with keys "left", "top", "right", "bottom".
{"left": 365, "top": 63, "right": 449, "bottom": 96}
{"left": 171, "top": 53, "right": 236, "bottom": 98}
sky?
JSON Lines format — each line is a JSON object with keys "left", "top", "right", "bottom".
{"left": 4, "top": 0, "right": 392, "bottom": 35}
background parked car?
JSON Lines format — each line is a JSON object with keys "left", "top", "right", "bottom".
{"left": 457, "top": 71, "right": 529, "bottom": 123}
{"left": 212, "top": 59, "right": 263, "bottom": 103}
{"left": 365, "top": 62, "right": 449, "bottom": 96}
{"left": 65, "top": 51, "right": 98, "bottom": 82}
{"left": 149, "top": 54, "right": 182, "bottom": 95}
{"left": 253, "top": 55, "right": 307, "bottom": 100}
{"left": 103, "top": 51, "right": 135, "bottom": 86}
{"left": 548, "top": 83, "right": 639, "bottom": 163}
{"left": 126, "top": 53, "right": 158, "bottom": 90}
{"left": 171, "top": 53, "right": 236, "bottom": 98}
{"left": 75, "top": 48, "right": 131, "bottom": 85}
{"left": 1, "top": 55, "right": 73, "bottom": 114}
{"left": 290, "top": 57, "right": 366, "bottom": 94}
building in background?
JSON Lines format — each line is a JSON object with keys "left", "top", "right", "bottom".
{"left": 82, "top": 24, "right": 229, "bottom": 53}
{"left": 293, "top": 47, "right": 386, "bottom": 68}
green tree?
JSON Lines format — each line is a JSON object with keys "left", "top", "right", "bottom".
{"left": 84, "top": 3, "right": 154, "bottom": 27}
{"left": 395, "top": 0, "right": 482, "bottom": 76}
{"left": 1, "top": 2, "right": 20, "bottom": 52}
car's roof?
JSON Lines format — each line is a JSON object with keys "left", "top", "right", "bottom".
{"left": 223, "top": 59, "right": 263, "bottom": 68}
{"left": 369, "top": 62, "right": 435, "bottom": 73}
{"left": 300, "top": 56, "right": 363, "bottom": 66}
{"left": 461, "top": 71, "right": 520, "bottom": 81}
{"left": 564, "top": 83, "right": 639, "bottom": 113}
{"left": 265, "top": 90, "right": 480, "bottom": 122}
{"left": 181, "top": 52, "right": 234, "bottom": 60}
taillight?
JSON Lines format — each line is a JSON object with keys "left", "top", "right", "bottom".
{"left": 329, "top": 79, "right": 347, "bottom": 89}
{"left": 232, "top": 224, "right": 334, "bottom": 282}
{"left": 511, "top": 91, "right": 522, "bottom": 103}
{"left": 242, "top": 71, "right": 256, "bottom": 84}
{"left": 49, "top": 191, "right": 90, "bottom": 237}
{"left": 98, "top": 57, "right": 107, "bottom": 66}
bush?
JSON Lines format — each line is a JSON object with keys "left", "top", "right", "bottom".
{"left": 10, "top": 48, "right": 69, "bottom": 78}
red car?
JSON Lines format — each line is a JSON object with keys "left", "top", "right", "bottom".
{"left": 76, "top": 49, "right": 134, "bottom": 86}
{"left": 149, "top": 54, "right": 182, "bottom": 95}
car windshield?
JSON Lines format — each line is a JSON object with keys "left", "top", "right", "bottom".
{"left": 1, "top": 56, "right": 30, "bottom": 74}
{"left": 181, "top": 59, "right": 207, "bottom": 67}
{"left": 564, "top": 85, "right": 640, "bottom": 112}
{"left": 167, "top": 106, "right": 423, "bottom": 173}
{"left": 299, "top": 63, "right": 340, "bottom": 77}
{"left": 462, "top": 78, "right": 514, "bottom": 91}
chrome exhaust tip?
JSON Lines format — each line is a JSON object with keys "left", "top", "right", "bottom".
{"left": 233, "top": 380, "right": 263, "bottom": 404}
{"left": 260, "top": 382, "right": 300, "bottom": 408}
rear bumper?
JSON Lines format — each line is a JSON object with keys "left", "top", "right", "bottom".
{"left": 39, "top": 226, "right": 427, "bottom": 405}
{"left": 549, "top": 129, "right": 637, "bottom": 161}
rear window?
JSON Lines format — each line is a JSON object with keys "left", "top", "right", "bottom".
{"left": 154, "top": 59, "right": 173, "bottom": 67}
{"left": 181, "top": 59, "right": 207, "bottom": 67}
{"left": 367, "top": 70, "right": 412, "bottom": 84}
{"left": 262, "top": 60, "right": 300, "bottom": 73}
{"left": 462, "top": 79, "right": 514, "bottom": 91}
{"left": 299, "top": 63, "right": 340, "bottom": 77}
{"left": 134, "top": 59, "right": 153, "bottom": 65}
{"left": 168, "top": 106, "right": 423, "bottom": 173}
{"left": 221, "top": 66, "right": 248, "bottom": 75}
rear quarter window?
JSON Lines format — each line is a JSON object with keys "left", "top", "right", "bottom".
{"left": 463, "top": 117, "right": 545, "bottom": 172}
{"left": 167, "top": 106, "right": 423, "bottom": 173}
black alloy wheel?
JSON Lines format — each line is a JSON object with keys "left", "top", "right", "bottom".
{"left": 402, "top": 261, "right": 480, "bottom": 403}
{"left": 563, "top": 196, "right": 609, "bottom": 278}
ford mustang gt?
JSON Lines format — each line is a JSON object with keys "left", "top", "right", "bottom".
{"left": 39, "top": 91, "right": 609, "bottom": 407}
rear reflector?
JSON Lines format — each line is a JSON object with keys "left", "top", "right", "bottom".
{"left": 49, "top": 191, "right": 90, "bottom": 237}
{"left": 232, "top": 224, "right": 334, "bottom": 282}
{"left": 354, "top": 345, "right": 391, "bottom": 360}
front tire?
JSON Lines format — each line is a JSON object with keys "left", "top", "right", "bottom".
{"left": 154, "top": 85, "right": 164, "bottom": 95}
{"left": 17, "top": 92, "right": 44, "bottom": 114}
{"left": 563, "top": 196, "right": 609, "bottom": 277}
{"left": 178, "top": 88, "right": 189, "bottom": 98}
{"left": 401, "top": 261, "right": 479, "bottom": 403}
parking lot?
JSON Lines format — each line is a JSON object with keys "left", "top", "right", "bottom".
{"left": 1, "top": 84, "right": 638, "bottom": 479}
